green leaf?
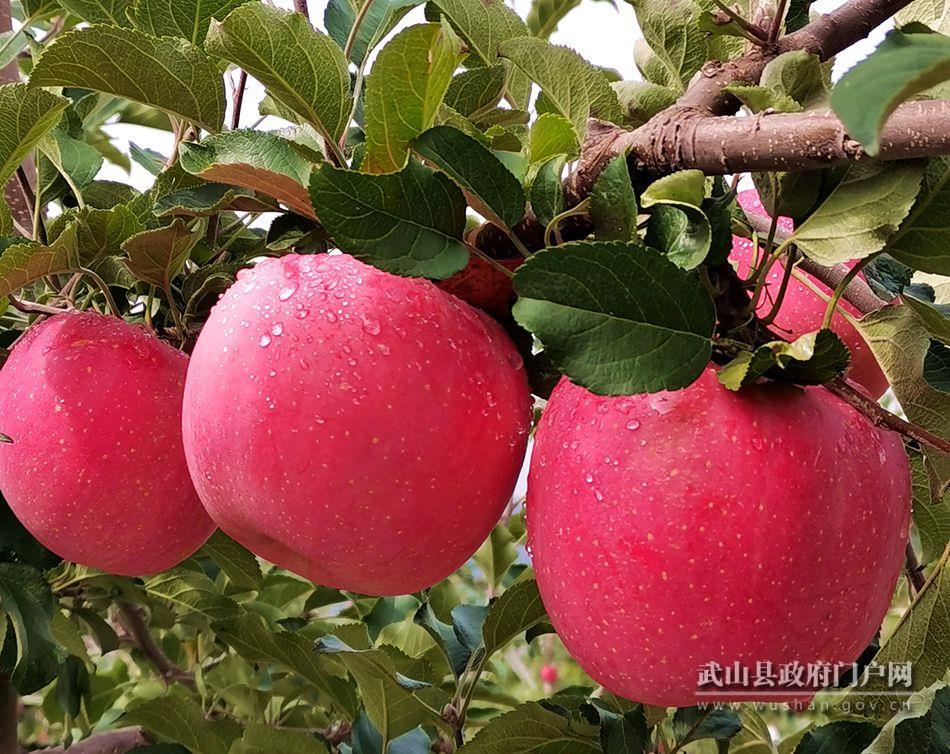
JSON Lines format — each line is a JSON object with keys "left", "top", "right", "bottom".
{"left": 597, "top": 706, "right": 651, "bottom": 754}
{"left": 611, "top": 80, "right": 677, "bottom": 128}
{"left": 721, "top": 330, "right": 851, "bottom": 390}
{"left": 629, "top": 0, "right": 711, "bottom": 91}
{"left": 30, "top": 26, "right": 226, "bottom": 133}
{"left": 445, "top": 65, "right": 508, "bottom": 119}
{"left": 462, "top": 701, "right": 601, "bottom": 753}
{"left": 55, "top": 655, "right": 89, "bottom": 718}
{"left": 317, "top": 640, "right": 436, "bottom": 741}
{"left": 789, "top": 161, "right": 924, "bottom": 266}
{"left": 145, "top": 567, "right": 240, "bottom": 623}
{"left": 724, "top": 84, "right": 803, "bottom": 113}
{"left": 125, "top": 697, "right": 235, "bottom": 754}
{"left": 501, "top": 37, "right": 621, "bottom": 137}
{"left": 215, "top": 613, "right": 355, "bottom": 712}
{"left": 898, "top": 1, "right": 950, "bottom": 34}
{"left": 843, "top": 546, "right": 949, "bottom": 720}
{"left": 58, "top": 0, "right": 135, "bottom": 24}
{"left": 793, "top": 721, "right": 881, "bottom": 753}
{"left": 513, "top": 241, "right": 716, "bottom": 394}
{"left": 413, "top": 125, "right": 525, "bottom": 229}
{"left": 0, "top": 563, "right": 64, "bottom": 694}
{"left": 473, "top": 524, "right": 519, "bottom": 591}
{"left": 428, "top": 0, "right": 528, "bottom": 67}
{"left": 324, "top": 0, "right": 422, "bottom": 67}
{"left": 179, "top": 131, "right": 317, "bottom": 220}
{"left": 887, "top": 156, "right": 950, "bottom": 275}
{"left": 526, "top": 112, "right": 579, "bottom": 165}
{"left": 0, "top": 222, "right": 89, "bottom": 299}
{"left": 862, "top": 682, "right": 949, "bottom": 754}
{"left": 0, "top": 84, "right": 69, "bottom": 187}
{"left": 0, "top": 497, "right": 60, "bottom": 571}
{"left": 199, "top": 531, "right": 262, "bottom": 592}
{"left": 206, "top": 4, "right": 350, "bottom": 145}
{"left": 645, "top": 204, "right": 711, "bottom": 270}
{"left": 856, "top": 303, "right": 950, "bottom": 489}
{"left": 362, "top": 22, "right": 465, "bottom": 173}
{"left": 529, "top": 155, "right": 565, "bottom": 229}
{"left": 672, "top": 706, "right": 742, "bottom": 746}
{"left": 903, "top": 293, "right": 950, "bottom": 343}
{"left": 481, "top": 577, "right": 548, "bottom": 658}
{"left": 122, "top": 219, "right": 202, "bottom": 290}
{"left": 413, "top": 602, "right": 471, "bottom": 677}
{"left": 230, "top": 723, "right": 329, "bottom": 754}
{"left": 131, "top": 0, "right": 251, "bottom": 46}
{"left": 640, "top": 170, "right": 705, "bottom": 207}
{"left": 760, "top": 50, "right": 828, "bottom": 107}
{"left": 309, "top": 160, "right": 469, "bottom": 279}
{"left": 527, "top": 0, "right": 580, "bottom": 39}
{"left": 832, "top": 30, "right": 950, "bottom": 155}
{"left": 153, "top": 183, "right": 273, "bottom": 217}
{"left": 38, "top": 127, "right": 104, "bottom": 193}
{"left": 924, "top": 340, "right": 950, "bottom": 391}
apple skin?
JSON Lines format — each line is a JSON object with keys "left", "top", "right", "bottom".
{"left": 0, "top": 311, "right": 214, "bottom": 575}
{"left": 527, "top": 370, "right": 910, "bottom": 706}
{"left": 732, "top": 190, "right": 889, "bottom": 399}
{"left": 183, "top": 253, "right": 532, "bottom": 596}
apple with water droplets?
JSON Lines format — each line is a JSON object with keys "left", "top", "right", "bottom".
{"left": 732, "top": 190, "right": 888, "bottom": 398}
{"left": 0, "top": 312, "right": 214, "bottom": 575}
{"left": 527, "top": 369, "right": 910, "bottom": 706}
{"left": 183, "top": 253, "right": 532, "bottom": 596}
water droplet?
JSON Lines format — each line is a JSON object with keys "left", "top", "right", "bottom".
{"left": 626, "top": 420, "right": 640, "bottom": 430}
{"left": 259, "top": 334, "right": 271, "bottom": 347}
{"left": 272, "top": 323, "right": 284, "bottom": 336}
{"left": 360, "top": 315, "right": 380, "bottom": 335}
{"left": 278, "top": 284, "right": 297, "bottom": 301}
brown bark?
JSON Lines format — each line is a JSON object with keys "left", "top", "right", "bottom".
{"left": 625, "top": 100, "right": 950, "bottom": 176}
{"left": 36, "top": 729, "right": 148, "bottom": 754}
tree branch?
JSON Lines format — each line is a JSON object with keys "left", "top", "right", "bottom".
{"left": 905, "top": 542, "right": 927, "bottom": 594}
{"left": 34, "top": 728, "right": 148, "bottom": 754}
{"left": 117, "top": 603, "right": 196, "bottom": 690}
{"left": 681, "top": 0, "right": 914, "bottom": 114}
{"left": 572, "top": 0, "right": 919, "bottom": 193}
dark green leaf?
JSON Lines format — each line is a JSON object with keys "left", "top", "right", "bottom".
{"left": 888, "top": 156, "right": 950, "bottom": 275}
{"left": 513, "top": 240, "right": 716, "bottom": 394}
{"left": 645, "top": 204, "right": 711, "bottom": 270}
{"left": 413, "top": 125, "right": 525, "bottom": 229}
{"left": 230, "top": 723, "right": 328, "bottom": 754}
{"left": 30, "top": 26, "right": 226, "bottom": 132}
{"left": 590, "top": 155, "right": 637, "bottom": 242}
{"left": 125, "top": 697, "right": 235, "bottom": 754}
{"left": 55, "top": 655, "right": 89, "bottom": 718}
{"left": 445, "top": 65, "right": 508, "bottom": 119}
{"left": 481, "top": 577, "right": 547, "bottom": 658}
{"left": 309, "top": 160, "right": 468, "bottom": 279}
{"left": 0, "top": 563, "right": 63, "bottom": 693}
{"left": 0, "top": 222, "right": 89, "bottom": 299}
{"left": 672, "top": 706, "right": 742, "bottom": 746}
{"left": 0, "top": 84, "right": 69, "bottom": 187}
{"left": 598, "top": 706, "right": 650, "bottom": 754}
{"left": 529, "top": 155, "right": 565, "bottom": 228}
{"left": 461, "top": 701, "right": 600, "bottom": 753}
{"left": 924, "top": 340, "right": 950, "bottom": 391}
{"left": 793, "top": 721, "right": 880, "bottom": 753}
{"left": 0, "top": 496, "right": 61, "bottom": 570}
{"left": 122, "top": 219, "right": 201, "bottom": 290}
{"left": 199, "top": 531, "right": 262, "bottom": 592}
{"left": 144, "top": 567, "right": 240, "bottom": 623}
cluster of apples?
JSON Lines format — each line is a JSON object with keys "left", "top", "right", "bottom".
{"left": 0, "top": 192, "right": 910, "bottom": 707}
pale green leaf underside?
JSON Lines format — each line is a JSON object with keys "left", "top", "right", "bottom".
{"left": 179, "top": 130, "right": 317, "bottom": 219}
{"left": 0, "top": 223, "right": 88, "bottom": 300}
{"left": 362, "top": 22, "right": 465, "bottom": 174}
{"left": 0, "top": 84, "right": 70, "bottom": 187}
{"left": 29, "top": 25, "right": 226, "bottom": 132}
{"left": 513, "top": 241, "right": 716, "bottom": 395}
{"left": 131, "top": 0, "right": 252, "bottom": 46}
{"left": 789, "top": 161, "right": 925, "bottom": 266}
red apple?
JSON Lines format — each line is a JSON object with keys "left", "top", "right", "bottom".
{"left": 183, "top": 253, "right": 532, "bottom": 596}
{"left": 0, "top": 311, "right": 214, "bottom": 575}
{"left": 527, "top": 370, "right": 910, "bottom": 706}
{"left": 732, "top": 190, "right": 889, "bottom": 399}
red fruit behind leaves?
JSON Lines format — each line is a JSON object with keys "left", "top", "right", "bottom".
{"left": 732, "top": 191, "right": 889, "bottom": 399}
{"left": 437, "top": 255, "right": 523, "bottom": 318}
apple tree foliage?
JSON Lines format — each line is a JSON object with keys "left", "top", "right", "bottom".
{"left": 0, "top": 0, "right": 947, "bottom": 752}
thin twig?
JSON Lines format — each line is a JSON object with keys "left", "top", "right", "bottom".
{"left": 905, "top": 542, "right": 926, "bottom": 595}
{"left": 710, "top": 0, "right": 770, "bottom": 45}
{"left": 231, "top": 70, "right": 248, "bottom": 131}
{"left": 16, "top": 165, "right": 45, "bottom": 244}
{"left": 769, "top": 0, "right": 790, "bottom": 42}
{"left": 825, "top": 379, "right": 950, "bottom": 455}
{"left": 7, "top": 294, "right": 66, "bottom": 317}
{"left": 117, "top": 602, "right": 196, "bottom": 690}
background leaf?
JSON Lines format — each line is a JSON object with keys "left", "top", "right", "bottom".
{"left": 0, "top": 84, "right": 69, "bottom": 187}
{"left": 131, "top": 0, "right": 252, "bottom": 46}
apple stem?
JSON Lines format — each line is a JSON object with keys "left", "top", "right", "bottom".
{"left": 117, "top": 602, "right": 196, "bottom": 690}
{"left": 6, "top": 294, "right": 67, "bottom": 317}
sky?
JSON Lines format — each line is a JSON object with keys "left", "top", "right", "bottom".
{"left": 94, "top": 0, "right": 893, "bottom": 190}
